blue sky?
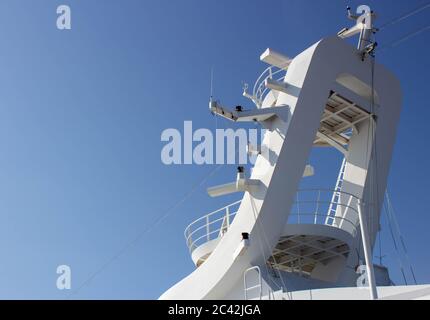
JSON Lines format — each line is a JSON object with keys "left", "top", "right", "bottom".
{"left": 0, "top": 0, "right": 428, "bottom": 299}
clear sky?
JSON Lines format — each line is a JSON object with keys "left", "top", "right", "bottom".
{"left": 0, "top": 0, "right": 428, "bottom": 299}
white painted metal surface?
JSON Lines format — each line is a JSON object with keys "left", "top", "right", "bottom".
{"left": 357, "top": 199, "right": 378, "bottom": 299}
{"left": 159, "top": 6, "right": 428, "bottom": 300}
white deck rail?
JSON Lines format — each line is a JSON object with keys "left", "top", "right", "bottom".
{"left": 184, "top": 189, "right": 362, "bottom": 254}
{"left": 245, "top": 66, "right": 287, "bottom": 108}
{"left": 244, "top": 266, "right": 262, "bottom": 300}
{"left": 292, "top": 188, "right": 360, "bottom": 236}
{"left": 184, "top": 200, "right": 241, "bottom": 253}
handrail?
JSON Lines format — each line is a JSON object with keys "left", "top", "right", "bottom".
{"left": 186, "top": 213, "right": 238, "bottom": 252}
{"left": 184, "top": 200, "right": 241, "bottom": 234}
{"left": 244, "top": 266, "right": 262, "bottom": 300}
{"left": 293, "top": 188, "right": 361, "bottom": 232}
{"left": 288, "top": 213, "right": 358, "bottom": 237}
{"left": 249, "top": 66, "right": 287, "bottom": 108}
{"left": 296, "top": 188, "right": 361, "bottom": 201}
{"left": 184, "top": 189, "right": 362, "bottom": 254}
{"left": 184, "top": 200, "right": 241, "bottom": 253}
{"left": 186, "top": 214, "right": 230, "bottom": 242}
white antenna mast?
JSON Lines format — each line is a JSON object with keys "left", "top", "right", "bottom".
{"left": 338, "top": 5, "right": 377, "bottom": 55}
{"left": 210, "top": 66, "right": 219, "bottom": 129}
{"left": 210, "top": 66, "right": 214, "bottom": 102}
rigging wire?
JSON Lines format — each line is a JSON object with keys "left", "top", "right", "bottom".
{"left": 379, "top": 2, "right": 430, "bottom": 31}
{"left": 373, "top": 2, "right": 430, "bottom": 51}
{"left": 372, "top": 7, "right": 423, "bottom": 283}
{"left": 376, "top": 230, "right": 384, "bottom": 265}
{"left": 369, "top": 50, "right": 384, "bottom": 273}
{"left": 371, "top": 4, "right": 427, "bottom": 285}
{"left": 370, "top": 53, "right": 377, "bottom": 257}
{"left": 383, "top": 196, "right": 408, "bottom": 285}
{"left": 69, "top": 4, "right": 430, "bottom": 299}
{"left": 365, "top": 4, "right": 430, "bottom": 280}
{"left": 359, "top": 28, "right": 377, "bottom": 271}
{"left": 385, "top": 191, "right": 418, "bottom": 285}
{"left": 368, "top": 31, "right": 419, "bottom": 286}
{"left": 249, "top": 197, "right": 291, "bottom": 299}
{"left": 67, "top": 163, "right": 225, "bottom": 299}
{"left": 379, "top": 24, "right": 430, "bottom": 51}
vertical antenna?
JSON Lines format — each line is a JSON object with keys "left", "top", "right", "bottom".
{"left": 210, "top": 66, "right": 214, "bottom": 102}
{"left": 210, "top": 66, "right": 218, "bottom": 130}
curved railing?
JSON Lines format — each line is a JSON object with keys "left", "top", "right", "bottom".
{"left": 291, "top": 188, "right": 361, "bottom": 236}
{"left": 184, "top": 189, "right": 361, "bottom": 254}
{"left": 248, "top": 66, "right": 287, "bottom": 108}
{"left": 287, "top": 214, "right": 358, "bottom": 237}
{"left": 184, "top": 200, "right": 241, "bottom": 253}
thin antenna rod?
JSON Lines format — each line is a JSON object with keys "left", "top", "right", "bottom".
{"left": 210, "top": 66, "right": 214, "bottom": 101}
{"left": 210, "top": 66, "right": 219, "bottom": 129}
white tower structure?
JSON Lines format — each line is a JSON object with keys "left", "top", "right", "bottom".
{"left": 160, "top": 6, "right": 430, "bottom": 300}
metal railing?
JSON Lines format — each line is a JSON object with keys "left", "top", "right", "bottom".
{"left": 288, "top": 214, "right": 358, "bottom": 237}
{"left": 244, "top": 266, "right": 262, "bottom": 300}
{"left": 184, "top": 189, "right": 362, "bottom": 253}
{"left": 292, "top": 189, "right": 361, "bottom": 236}
{"left": 184, "top": 200, "right": 241, "bottom": 253}
{"left": 247, "top": 66, "right": 287, "bottom": 108}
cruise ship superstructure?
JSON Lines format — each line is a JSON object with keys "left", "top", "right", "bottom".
{"left": 160, "top": 6, "right": 430, "bottom": 300}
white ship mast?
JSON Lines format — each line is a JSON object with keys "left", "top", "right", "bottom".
{"left": 160, "top": 5, "right": 430, "bottom": 300}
